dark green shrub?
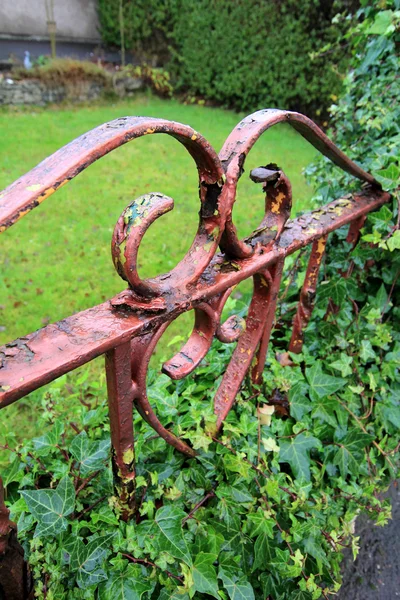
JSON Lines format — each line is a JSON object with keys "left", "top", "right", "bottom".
{"left": 168, "top": 0, "right": 350, "bottom": 116}
{"left": 98, "top": 0, "right": 175, "bottom": 64}
{"left": 97, "top": 0, "right": 354, "bottom": 117}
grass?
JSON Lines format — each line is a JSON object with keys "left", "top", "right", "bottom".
{"left": 0, "top": 94, "right": 317, "bottom": 452}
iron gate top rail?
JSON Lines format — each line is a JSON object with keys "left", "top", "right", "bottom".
{"left": 0, "top": 109, "right": 391, "bottom": 512}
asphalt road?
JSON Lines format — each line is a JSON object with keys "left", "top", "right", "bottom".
{"left": 338, "top": 481, "right": 400, "bottom": 599}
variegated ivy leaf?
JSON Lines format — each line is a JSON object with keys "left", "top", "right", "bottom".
{"left": 218, "top": 567, "right": 255, "bottom": 600}
{"left": 154, "top": 505, "right": 192, "bottom": 566}
{"left": 67, "top": 533, "right": 115, "bottom": 589}
{"left": 21, "top": 476, "right": 75, "bottom": 538}
{"left": 70, "top": 430, "right": 110, "bottom": 476}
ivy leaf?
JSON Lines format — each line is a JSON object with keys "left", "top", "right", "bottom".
{"left": 366, "top": 9, "right": 394, "bottom": 35}
{"left": 289, "top": 382, "right": 312, "bottom": 421}
{"left": 318, "top": 278, "right": 347, "bottom": 305}
{"left": 359, "top": 340, "right": 376, "bottom": 363}
{"left": 290, "top": 591, "right": 313, "bottom": 600}
{"left": 218, "top": 567, "right": 255, "bottom": 600}
{"left": 261, "top": 573, "right": 284, "bottom": 600}
{"left": 100, "top": 564, "right": 152, "bottom": 599}
{"left": 21, "top": 476, "right": 75, "bottom": 538}
{"left": 387, "top": 230, "right": 400, "bottom": 252}
{"left": 278, "top": 434, "right": 322, "bottom": 481}
{"left": 267, "top": 548, "right": 292, "bottom": 576}
{"left": 231, "top": 485, "right": 254, "bottom": 503}
{"left": 311, "top": 397, "right": 339, "bottom": 428}
{"left": 70, "top": 431, "right": 110, "bottom": 476}
{"left": 247, "top": 509, "right": 274, "bottom": 538}
{"left": 382, "top": 404, "right": 400, "bottom": 429}
{"left": 158, "top": 590, "right": 190, "bottom": 600}
{"left": 157, "top": 590, "right": 189, "bottom": 600}
{"left": 306, "top": 362, "right": 346, "bottom": 399}
{"left": 155, "top": 505, "right": 192, "bottom": 566}
{"left": 16, "top": 512, "right": 35, "bottom": 536}
{"left": 191, "top": 552, "right": 219, "bottom": 598}
{"left": 330, "top": 353, "right": 353, "bottom": 378}
{"left": 2, "top": 457, "right": 23, "bottom": 487}
{"left": 69, "top": 533, "right": 115, "bottom": 589}
{"left": 193, "top": 526, "right": 224, "bottom": 556}
{"left": 333, "top": 430, "right": 375, "bottom": 478}
{"left": 303, "top": 536, "right": 328, "bottom": 565}
{"left": 32, "top": 421, "right": 64, "bottom": 456}
{"left": 374, "top": 284, "right": 389, "bottom": 312}
{"left": 252, "top": 533, "right": 274, "bottom": 572}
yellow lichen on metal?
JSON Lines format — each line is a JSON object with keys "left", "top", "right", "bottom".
{"left": 122, "top": 448, "right": 135, "bottom": 465}
{"left": 307, "top": 227, "right": 318, "bottom": 235}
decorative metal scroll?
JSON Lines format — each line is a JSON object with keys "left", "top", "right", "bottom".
{"left": 0, "top": 109, "right": 391, "bottom": 534}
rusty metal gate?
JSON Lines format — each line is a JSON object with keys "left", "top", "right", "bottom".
{"left": 0, "top": 109, "right": 391, "bottom": 597}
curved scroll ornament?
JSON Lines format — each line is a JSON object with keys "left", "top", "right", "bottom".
{"left": 0, "top": 109, "right": 391, "bottom": 518}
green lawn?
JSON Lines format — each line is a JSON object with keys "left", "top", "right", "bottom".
{"left": 0, "top": 95, "right": 317, "bottom": 451}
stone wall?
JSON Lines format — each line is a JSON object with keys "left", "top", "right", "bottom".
{"left": 0, "top": 79, "right": 104, "bottom": 106}
{"left": 0, "top": 76, "right": 144, "bottom": 106}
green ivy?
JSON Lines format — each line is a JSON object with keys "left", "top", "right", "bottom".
{"left": 3, "top": 282, "right": 399, "bottom": 598}
{"left": 3, "top": 2, "right": 400, "bottom": 598}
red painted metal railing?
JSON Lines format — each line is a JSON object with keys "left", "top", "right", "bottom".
{"left": 0, "top": 109, "right": 391, "bottom": 594}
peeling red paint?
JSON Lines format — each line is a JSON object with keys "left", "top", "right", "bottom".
{"left": 0, "top": 110, "right": 392, "bottom": 533}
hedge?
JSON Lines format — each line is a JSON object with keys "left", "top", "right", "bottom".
{"left": 98, "top": 0, "right": 355, "bottom": 116}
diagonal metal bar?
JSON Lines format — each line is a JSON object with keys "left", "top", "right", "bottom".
{"left": 0, "top": 188, "right": 391, "bottom": 409}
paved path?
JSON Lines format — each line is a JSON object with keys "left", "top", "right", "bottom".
{"left": 338, "top": 481, "right": 400, "bottom": 599}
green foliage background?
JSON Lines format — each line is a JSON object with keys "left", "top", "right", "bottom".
{"left": 2, "top": 1, "right": 400, "bottom": 599}
{"left": 98, "top": 0, "right": 354, "bottom": 116}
